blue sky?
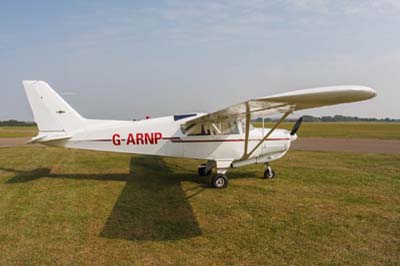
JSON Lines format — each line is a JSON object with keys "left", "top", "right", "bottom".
{"left": 1, "top": 0, "right": 400, "bottom": 120}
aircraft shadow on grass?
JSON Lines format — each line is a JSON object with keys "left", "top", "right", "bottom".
{"left": 2, "top": 156, "right": 257, "bottom": 242}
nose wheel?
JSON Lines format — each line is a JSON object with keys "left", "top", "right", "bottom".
{"left": 263, "top": 165, "right": 276, "bottom": 179}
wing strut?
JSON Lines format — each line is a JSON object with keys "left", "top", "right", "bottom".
{"left": 241, "top": 111, "right": 291, "bottom": 160}
{"left": 243, "top": 102, "right": 251, "bottom": 156}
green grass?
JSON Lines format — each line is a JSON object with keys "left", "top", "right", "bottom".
{"left": 0, "top": 147, "right": 399, "bottom": 265}
{"left": 253, "top": 122, "right": 400, "bottom": 140}
{"left": 0, "top": 126, "right": 37, "bottom": 138}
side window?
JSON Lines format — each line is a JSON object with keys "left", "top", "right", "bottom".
{"left": 184, "top": 124, "right": 211, "bottom": 136}
{"left": 213, "top": 121, "right": 240, "bottom": 135}
{"left": 182, "top": 121, "right": 242, "bottom": 136}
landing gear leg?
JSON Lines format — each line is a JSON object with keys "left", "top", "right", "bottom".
{"left": 263, "top": 163, "right": 276, "bottom": 179}
{"left": 210, "top": 159, "right": 233, "bottom": 189}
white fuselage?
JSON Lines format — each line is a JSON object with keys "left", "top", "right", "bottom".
{"left": 22, "top": 80, "right": 376, "bottom": 187}
{"left": 54, "top": 114, "right": 292, "bottom": 166}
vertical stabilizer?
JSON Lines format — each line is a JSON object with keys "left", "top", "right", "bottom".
{"left": 23, "top": 80, "right": 85, "bottom": 133}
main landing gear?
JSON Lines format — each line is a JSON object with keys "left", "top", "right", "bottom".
{"left": 198, "top": 160, "right": 215, "bottom": 176}
{"left": 199, "top": 167, "right": 228, "bottom": 189}
{"left": 263, "top": 163, "right": 276, "bottom": 179}
{"left": 198, "top": 163, "right": 212, "bottom": 176}
{"left": 211, "top": 174, "right": 228, "bottom": 189}
{"left": 198, "top": 160, "right": 276, "bottom": 188}
{"left": 198, "top": 160, "right": 231, "bottom": 189}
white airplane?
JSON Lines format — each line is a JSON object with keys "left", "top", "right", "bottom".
{"left": 23, "top": 80, "right": 376, "bottom": 189}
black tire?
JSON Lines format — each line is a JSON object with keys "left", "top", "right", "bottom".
{"left": 198, "top": 164, "right": 206, "bottom": 176}
{"left": 211, "top": 174, "right": 228, "bottom": 189}
{"left": 263, "top": 168, "right": 275, "bottom": 179}
{"left": 198, "top": 164, "right": 212, "bottom": 176}
{"left": 197, "top": 163, "right": 212, "bottom": 176}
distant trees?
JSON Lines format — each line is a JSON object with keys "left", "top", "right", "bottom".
{"left": 253, "top": 115, "right": 400, "bottom": 123}
{"left": 0, "top": 120, "right": 36, "bottom": 126}
{"left": 318, "top": 115, "right": 397, "bottom": 122}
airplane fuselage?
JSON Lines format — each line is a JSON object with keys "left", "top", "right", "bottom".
{"left": 54, "top": 114, "right": 292, "bottom": 167}
{"left": 23, "top": 80, "right": 376, "bottom": 188}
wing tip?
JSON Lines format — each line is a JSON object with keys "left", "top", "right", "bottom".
{"left": 351, "top": 85, "right": 377, "bottom": 100}
{"left": 266, "top": 85, "right": 377, "bottom": 100}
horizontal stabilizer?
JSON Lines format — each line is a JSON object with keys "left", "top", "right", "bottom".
{"left": 26, "top": 135, "right": 47, "bottom": 144}
{"left": 27, "top": 134, "right": 72, "bottom": 144}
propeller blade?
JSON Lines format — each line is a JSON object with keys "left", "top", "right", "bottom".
{"left": 290, "top": 117, "right": 303, "bottom": 135}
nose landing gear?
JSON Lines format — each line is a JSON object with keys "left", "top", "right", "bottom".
{"left": 263, "top": 163, "right": 276, "bottom": 179}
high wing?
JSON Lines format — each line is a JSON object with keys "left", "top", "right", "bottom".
{"left": 183, "top": 85, "right": 377, "bottom": 127}
{"left": 182, "top": 85, "right": 376, "bottom": 160}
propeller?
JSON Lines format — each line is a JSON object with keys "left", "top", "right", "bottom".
{"left": 290, "top": 117, "right": 303, "bottom": 136}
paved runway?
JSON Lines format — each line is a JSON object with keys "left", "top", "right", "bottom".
{"left": 1, "top": 137, "right": 399, "bottom": 154}
{"left": 291, "top": 137, "right": 400, "bottom": 154}
{"left": 0, "top": 138, "right": 30, "bottom": 147}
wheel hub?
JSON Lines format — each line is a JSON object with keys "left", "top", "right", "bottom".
{"left": 215, "top": 177, "right": 225, "bottom": 187}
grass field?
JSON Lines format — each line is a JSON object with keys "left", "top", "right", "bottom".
{"left": 0, "top": 126, "right": 37, "bottom": 138}
{"left": 1, "top": 123, "right": 400, "bottom": 139}
{"left": 0, "top": 146, "right": 399, "bottom": 265}
{"left": 253, "top": 122, "right": 400, "bottom": 139}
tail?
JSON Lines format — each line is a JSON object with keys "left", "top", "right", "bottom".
{"left": 23, "top": 80, "right": 86, "bottom": 134}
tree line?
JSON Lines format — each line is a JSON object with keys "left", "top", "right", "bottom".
{"left": 254, "top": 115, "right": 400, "bottom": 122}
{"left": 0, "top": 120, "right": 36, "bottom": 126}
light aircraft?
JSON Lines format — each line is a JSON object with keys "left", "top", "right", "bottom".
{"left": 23, "top": 81, "right": 376, "bottom": 189}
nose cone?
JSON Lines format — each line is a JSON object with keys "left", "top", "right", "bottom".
{"left": 290, "top": 133, "right": 298, "bottom": 142}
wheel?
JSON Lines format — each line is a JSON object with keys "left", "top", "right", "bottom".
{"left": 211, "top": 174, "right": 228, "bottom": 189}
{"left": 263, "top": 167, "right": 275, "bottom": 179}
{"left": 198, "top": 164, "right": 212, "bottom": 176}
